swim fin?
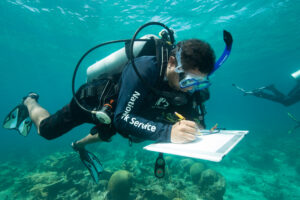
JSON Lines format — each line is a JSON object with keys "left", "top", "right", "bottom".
{"left": 232, "top": 84, "right": 254, "bottom": 95}
{"left": 232, "top": 84, "right": 271, "bottom": 96}
{"left": 79, "top": 150, "right": 103, "bottom": 183}
{"left": 3, "top": 104, "right": 32, "bottom": 136}
{"left": 72, "top": 142, "right": 103, "bottom": 183}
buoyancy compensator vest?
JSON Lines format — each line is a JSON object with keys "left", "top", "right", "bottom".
{"left": 72, "top": 22, "right": 178, "bottom": 123}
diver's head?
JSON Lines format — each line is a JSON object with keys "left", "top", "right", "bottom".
{"left": 166, "top": 39, "right": 216, "bottom": 93}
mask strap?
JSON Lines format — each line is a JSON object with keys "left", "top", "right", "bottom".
{"left": 174, "top": 43, "right": 184, "bottom": 73}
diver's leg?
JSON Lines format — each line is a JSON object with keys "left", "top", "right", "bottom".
{"left": 73, "top": 133, "right": 103, "bottom": 150}
{"left": 282, "top": 82, "right": 300, "bottom": 106}
{"left": 281, "top": 96, "right": 300, "bottom": 106}
{"left": 253, "top": 91, "right": 287, "bottom": 104}
{"left": 252, "top": 86, "right": 287, "bottom": 105}
{"left": 23, "top": 96, "right": 50, "bottom": 134}
{"left": 287, "top": 82, "right": 300, "bottom": 97}
{"left": 264, "top": 85, "right": 286, "bottom": 98}
{"left": 73, "top": 124, "right": 116, "bottom": 149}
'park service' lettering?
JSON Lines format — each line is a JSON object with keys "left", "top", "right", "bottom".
{"left": 121, "top": 91, "right": 156, "bottom": 132}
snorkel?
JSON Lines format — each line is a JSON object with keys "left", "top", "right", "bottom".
{"left": 210, "top": 30, "right": 233, "bottom": 75}
{"left": 175, "top": 30, "right": 233, "bottom": 93}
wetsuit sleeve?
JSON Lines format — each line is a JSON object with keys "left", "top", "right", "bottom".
{"left": 113, "top": 57, "right": 172, "bottom": 142}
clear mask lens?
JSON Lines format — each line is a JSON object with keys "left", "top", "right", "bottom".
{"left": 175, "top": 46, "right": 211, "bottom": 92}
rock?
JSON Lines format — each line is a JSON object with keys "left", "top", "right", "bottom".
{"left": 67, "top": 170, "right": 85, "bottom": 181}
{"left": 29, "top": 179, "right": 71, "bottom": 199}
{"left": 179, "top": 159, "right": 195, "bottom": 171}
{"left": 190, "top": 163, "right": 206, "bottom": 184}
{"left": 198, "top": 169, "right": 226, "bottom": 200}
{"left": 98, "top": 180, "right": 108, "bottom": 190}
{"left": 199, "top": 169, "right": 217, "bottom": 186}
{"left": 164, "top": 156, "right": 173, "bottom": 165}
{"left": 141, "top": 188, "right": 168, "bottom": 200}
{"left": 102, "top": 170, "right": 113, "bottom": 180}
{"left": 163, "top": 189, "right": 177, "bottom": 199}
{"left": 107, "top": 170, "right": 133, "bottom": 200}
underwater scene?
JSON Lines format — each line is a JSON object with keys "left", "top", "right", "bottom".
{"left": 0, "top": 0, "right": 300, "bottom": 199}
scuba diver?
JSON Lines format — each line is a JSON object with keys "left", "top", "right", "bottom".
{"left": 3, "top": 22, "right": 233, "bottom": 182}
{"left": 233, "top": 69, "right": 300, "bottom": 106}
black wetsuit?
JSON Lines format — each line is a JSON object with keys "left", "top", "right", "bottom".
{"left": 39, "top": 56, "right": 206, "bottom": 142}
{"left": 254, "top": 81, "right": 300, "bottom": 106}
{"left": 114, "top": 56, "right": 205, "bottom": 142}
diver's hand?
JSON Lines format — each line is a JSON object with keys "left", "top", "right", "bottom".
{"left": 170, "top": 120, "right": 198, "bottom": 143}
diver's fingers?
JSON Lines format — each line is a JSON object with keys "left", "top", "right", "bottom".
{"left": 184, "top": 133, "right": 196, "bottom": 141}
{"left": 171, "top": 123, "right": 197, "bottom": 143}
{"left": 181, "top": 125, "right": 196, "bottom": 134}
{"left": 180, "top": 120, "right": 197, "bottom": 128}
{"left": 177, "top": 121, "right": 197, "bottom": 134}
{"left": 179, "top": 133, "right": 196, "bottom": 143}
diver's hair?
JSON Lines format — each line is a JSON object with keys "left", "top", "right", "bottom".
{"left": 171, "top": 39, "right": 216, "bottom": 74}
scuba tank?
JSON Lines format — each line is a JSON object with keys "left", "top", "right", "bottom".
{"left": 87, "top": 34, "right": 158, "bottom": 83}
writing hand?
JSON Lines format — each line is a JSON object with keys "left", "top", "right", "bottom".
{"left": 170, "top": 120, "right": 198, "bottom": 143}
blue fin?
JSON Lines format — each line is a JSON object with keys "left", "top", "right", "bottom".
{"left": 79, "top": 150, "right": 103, "bottom": 183}
{"left": 3, "top": 105, "right": 32, "bottom": 136}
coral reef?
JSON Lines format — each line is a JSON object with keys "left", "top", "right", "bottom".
{"left": 107, "top": 170, "right": 133, "bottom": 200}
{"left": 198, "top": 169, "right": 226, "bottom": 200}
{"left": 0, "top": 135, "right": 299, "bottom": 200}
{"left": 189, "top": 162, "right": 206, "bottom": 184}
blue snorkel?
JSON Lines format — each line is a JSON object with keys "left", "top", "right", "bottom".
{"left": 209, "top": 30, "right": 233, "bottom": 76}
{"left": 175, "top": 30, "right": 233, "bottom": 93}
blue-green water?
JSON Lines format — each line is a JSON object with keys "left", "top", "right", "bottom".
{"left": 0, "top": 0, "right": 299, "bottom": 199}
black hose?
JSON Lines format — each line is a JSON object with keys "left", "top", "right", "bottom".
{"left": 128, "top": 22, "right": 175, "bottom": 95}
{"left": 72, "top": 39, "right": 150, "bottom": 113}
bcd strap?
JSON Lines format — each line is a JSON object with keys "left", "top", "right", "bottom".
{"left": 97, "top": 79, "right": 119, "bottom": 107}
{"left": 155, "top": 39, "right": 163, "bottom": 78}
{"left": 125, "top": 37, "right": 157, "bottom": 60}
{"left": 79, "top": 86, "right": 98, "bottom": 100}
{"left": 125, "top": 37, "right": 170, "bottom": 80}
{"left": 198, "top": 103, "right": 207, "bottom": 129}
{"left": 154, "top": 39, "right": 171, "bottom": 81}
{"left": 79, "top": 79, "right": 118, "bottom": 106}
{"left": 194, "top": 90, "right": 209, "bottom": 129}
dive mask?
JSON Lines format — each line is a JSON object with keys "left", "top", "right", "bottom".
{"left": 175, "top": 47, "right": 211, "bottom": 93}
{"left": 174, "top": 30, "right": 233, "bottom": 93}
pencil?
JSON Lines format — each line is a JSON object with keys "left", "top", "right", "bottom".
{"left": 174, "top": 112, "right": 185, "bottom": 120}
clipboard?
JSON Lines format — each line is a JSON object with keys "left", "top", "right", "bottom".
{"left": 143, "top": 130, "right": 249, "bottom": 162}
